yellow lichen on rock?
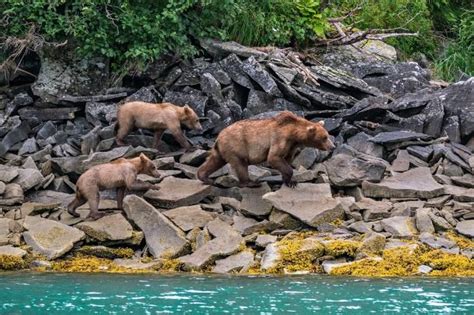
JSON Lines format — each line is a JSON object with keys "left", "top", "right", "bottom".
{"left": 445, "top": 231, "right": 474, "bottom": 250}
{"left": 51, "top": 255, "right": 150, "bottom": 273}
{"left": 77, "top": 246, "right": 135, "bottom": 259}
{"left": 419, "top": 250, "right": 474, "bottom": 276}
{"left": 324, "top": 240, "right": 362, "bottom": 258}
{"left": 0, "top": 255, "right": 28, "bottom": 270}
{"left": 158, "top": 258, "right": 182, "bottom": 272}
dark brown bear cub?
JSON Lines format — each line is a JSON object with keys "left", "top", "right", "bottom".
{"left": 115, "top": 101, "right": 202, "bottom": 151}
{"left": 67, "top": 153, "right": 160, "bottom": 220}
{"left": 197, "top": 111, "right": 335, "bottom": 187}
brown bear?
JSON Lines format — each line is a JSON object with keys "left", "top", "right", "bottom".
{"left": 197, "top": 111, "right": 335, "bottom": 187}
{"left": 67, "top": 153, "right": 160, "bottom": 220}
{"left": 115, "top": 101, "right": 202, "bottom": 151}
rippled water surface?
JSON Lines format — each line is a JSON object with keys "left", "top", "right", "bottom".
{"left": 0, "top": 273, "right": 473, "bottom": 314}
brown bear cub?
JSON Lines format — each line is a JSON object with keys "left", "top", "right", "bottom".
{"left": 197, "top": 111, "right": 335, "bottom": 188}
{"left": 115, "top": 101, "right": 203, "bottom": 151}
{"left": 67, "top": 153, "right": 160, "bottom": 220}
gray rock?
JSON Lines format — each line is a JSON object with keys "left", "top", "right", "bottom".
{"left": 0, "top": 181, "right": 5, "bottom": 195}
{"left": 144, "top": 177, "right": 211, "bottom": 209}
{"left": 263, "top": 183, "right": 344, "bottom": 227}
{"left": 255, "top": 235, "right": 278, "bottom": 248}
{"left": 242, "top": 56, "right": 282, "bottom": 97}
{"left": 415, "top": 208, "right": 435, "bottom": 233}
{"left": 239, "top": 183, "right": 272, "bottom": 218}
{"left": 123, "top": 195, "right": 190, "bottom": 258}
{"left": 200, "top": 39, "right": 267, "bottom": 59}
{"left": 419, "top": 232, "right": 456, "bottom": 250}
{"left": 18, "top": 138, "right": 38, "bottom": 156}
{"left": 36, "top": 121, "right": 57, "bottom": 139}
{"left": 12, "top": 168, "right": 44, "bottom": 191}
{"left": 18, "top": 107, "right": 81, "bottom": 121}
{"left": 322, "top": 258, "right": 349, "bottom": 274}
{"left": 0, "top": 245, "right": 27, "bottom": 258}
{"left": 0, "top": 183, "right": 23, "bottom": 205}
{"left": 362, "top": 167, "right": 444, "bottom": 199}
{"left": 200, "top": 72, "right": 223, "bottom": 101}
{"left": 451, "top": 174, "right": 474, "bottom": 188}
{"left": 220, "top": 54, "right": 253, "bottom": 89}
{"left": 370, "top": 131, "right": 431, "bottom": 145}
{"left": 0, "top": 165, "right": 19, "bottom": 183}
{"left": 260, "top": 243, "right": 280, "bottom": 271}
{"left": 407, "top": 145, "right": 433, "bottom": 162}
{"left": 179, "top": 225, "right": 243, "bottom": 271}
{"left": 381, "top": 216, "right": 417, "bottom": 238}
{"left": 325, "top": 153, "right": 386, "bottom": 187}
{"left": 418, "top": 265, "right": 432, "bottom": 274}
{"left": 163, "top": 205, "right": 215, "bottom": 232}
{"left": 455, "top": 220, "right": 474, "bottom": 238}
{"left": 23, "top": 216, "right": 85, "bottom": 259}
{"left": 347, "top": 132, "right": 384, "bottom": 158}
{"left": 391, "top": 150, "right": 410, "bottom": 172}
{"left": 348, "top": 221, "right": 372, "bottom": 234}
{"left": 291, "top": 148, "right": 318, "bottom": 169}
{"left": 85, "top": 102, "right": 117, "bottom": 125}
{"left": 163, "top": 91, "right": 208, "bottom": 117}
{"left": 232, "top": 215, "right": 276, "bottom": 236}
{"left": 179, "top": 149, "right": 208, "bottom": 166}
{"left": 20, "top": 202, "right": 60, "bottom": 218}
{"left": 268, "top": 209, "right": 303, "bottom": 230}
{"left": 212, "top": 251, "right": 255, "bottom": 273}
{"left": 0, "top": 121, "right": 30, "bottom": 156}
{"left": 443, "top": 185, "right": 474, "bottom": 202}
{"left": 122, "top": 86, "right": 158, "bottom": 103}
{"left": 76, "top": 213, "right": 133, "bottom": 241}
{"left": 427, "top": 212, "right": 452, "bottom": 232}
{"left": 113, "top": 259, "right": 160, "bottom": 270}
{"left": 352, "top": 198, "right": 392, "bottom": 221}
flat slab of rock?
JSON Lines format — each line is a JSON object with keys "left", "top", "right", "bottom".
{"left": 144, "top": 177, "right": 211, "bottom": 209}
{"left": 23, "top": 216, "right": 85, "bottom": 259}
{"left": 381, "top": 216, "right": 417, "bottom": 238}
{"left": 114, "top": 258, "right": 160, "bottom": 270}
{"left": 12, "top": 168, "right": 44, "bottom": 191}
{"left": 212, "top": 251, "right": 254, "bottom": 273}
{"left": 362, "top": 167, "right": 444, "bottom": 199}
{"left": 456, "top": 220, "right": 474, "bottom": 238}
{"left": 370, "top": 131, "right": 431, "bottom": 144}
{"left": 263, "top": 183, "right": 344, "bottom": 227}
{"left": 76, "top": 213, "right": 133, "bottom": 241}
{"left": 260, "top": 243, "right": 280, "bottom": 271}
{"left": 239, "top": 183, "right": 273, "bottom": 217}
{"left": 255, "top": 234, "right": 277, "bottom": 248}
{"left": 232, "top": 215, "right": 277, "bottom": 236}
{"left": 163, "top": 205, "right": 215, "bottom": 232}
{"left": 0, "top": 245, "right": 27, "bottom": 258}
{"left": 123, "top": 195, "right": 189, "bottom": 258}
{"left": 444, "top": 185, "right": 474, "bottom": 202}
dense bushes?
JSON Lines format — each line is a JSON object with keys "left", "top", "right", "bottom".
{"left": 0, "top": 0, "right": 472, "bottom": 80}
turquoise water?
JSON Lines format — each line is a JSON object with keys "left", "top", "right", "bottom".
{"left": 0, "top": 273, "right": 473, "bottom": 314}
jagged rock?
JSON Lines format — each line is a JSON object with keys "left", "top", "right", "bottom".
{"left": 451, "top": 174, "right": 474, "bottom": 188}
{"left": 232, "top": 215, "right": 276, "bottom": 236}
{"left": 362, "top": 167, "right": 444, "bottom": 199}
{"left": 322, "top": 258, "right": 349, "bottom": 274}
{"left": 352, "top": 198, "right": 392, "bottom": 221}
{"left": 85, "top": 102, "right": 117, "bottom": 125}
{"left": 20, "top": 202, "right": 59, "bottom": 218}
{"left": 5, "top": 93, "right": 33, "bottom": 116}
{"left": 220, "top": 54, "right": 253, "bottom": 89}
{"left": 242, "top": 56, "right": 281, "bottom": 97}
{"left": 18, "top": 107, "right": 81, "bottom": 121}
{"left": 163, "top": 205, "right": 215, "bottom": 232}
{"left": 348, "top": 221, "right": 372, "bottom": 234}
{"left": 0, "top": 181, "right": 5, "bottom": 195}
{"left": 260, "top": 243, "right": 280, "bottom": 271}
{"left": 37, "top": 121, "right": 57, "bottom": 139}
{"left": 347, "top": 132, "right": 384, "bottom": 158}
{"left": 291, "top": 148, "right": 318, "bottom": 169}
{"left": 427, "top": 212, "right": 452, "bottom": 232}
{"left": 419, "top": 232, "right": 457, "bottom": 250}
{"left": 381, "top": 216, "right": 417, "bottom": 238}
{"left": 0, "top": 165, "right": 18, "bottom": 183}
{"left": 247, "top": 166, "right": 272, "bottom": 182}
{"left": 18, "top": 138, "right": 38, "bottom": 156}
{"left": 263, "top": 183, "right": 344, "bottom": 227}
{"left": 114, "top": 259, "right": 160, "bottom": 270}
{"left": 200, "top": 38, "right": 267, "bottom": 59}
{"left": 76, "top": 213, "right": 133, "bottom": 241}
{"left": 239, "top": 183, "right": 272, "bottom": 217}
{"left": 255, "top": 235, "right": 278, "bottom": 248}
{"left": 12, "top": 168, "right": 44, "bottom": 191}
{"left": 370, "top": 131, "right": 431, "bottom": 145}
{"left": 325, "top": 153, "right": 386, "bottom": 187}
{"left": 407, "top": 145, "right": 433, "bottom": 162}
{"left": 0, "top": 245, "right": 27, "bottom": 258}
{"left": 0, "top": 121, "right": 30, "bottom": 156}
{"left": 179, "top": 224, "right": 242, "bottom": 271}
{"left": 144, "top": 177, "right": 211, "bottom": 209}
{"left": 23, "top": 216, "right": 85, "bottom": 259}
{"left": 358, "top": 233, "right": 386, "bottom": 255}
{"left": 0, "top": 183, "right": 24, "bottom": 205}
{"left": 268, "top": 209, "right": 303, "bottom": 230}
{"left": 123, "top": 86, "right": 158, "bottom": 103}
{"left": 391, "top": 150, "right": 410, "bottom": 172}
{"left": 163, "top": 90, "right": 208, "bottom": 117}
{"left": 179, "top": 149, "right": 208, "bottom": 166}
{"left": 77, "top": 245, "right": 134, "bottom": 259}
{"left": 212, "top": 251, "right": 254, "bottom": 273}
{"left": 123, "top": 195, "right": 190, "bottom": 258}
{"left": 455, "top": 220, "right": 474, "bottom": 238}
{"left": 415, "top": 208, "right": 435, "bottom": 233}
{"left": 444, "top": 185, "right": 474, "bottom": 202}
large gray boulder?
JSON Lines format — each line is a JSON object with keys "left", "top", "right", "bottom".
{"left": 123, "top": 195, "right": 190, "bottom": 258}
{"left": 163, "top": 205, "right": 215, "bottom": 232}
{"left": 239, "top": 183, "right": 273, "bottom": 217}
{"left": 0, "top": 245, "right": 27, "bottom": 258}
{"left": 456, "top": 220, "right": 474, "bottom": 238}
{"left": 263, "top": 183, "right": 344, "bottom": 227}
{"left": 76, "top": 213, "right": 133, "bottom": 241}
{"left": 415, "top": 208, "right": 435, "bottom": 234}
{"left": 144, "top": 177, "right": 211, "bottom": 209}
{"left": 362, "top": 167, "right": 444, "bottom": 199}
{"left": 212, "top": 251, "right": 255, "bottom": 273}
{"left": 381, "top": 216, "right": 417, "bottom": 238}
{"left": 23, "top": 216, "right": 85, "bottom": 259}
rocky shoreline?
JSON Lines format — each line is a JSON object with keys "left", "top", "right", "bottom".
{"left": 0, "top": 39, "right": 473, "bottom": 276}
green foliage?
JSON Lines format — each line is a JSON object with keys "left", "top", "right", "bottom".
{"left": 434, "top": 11, "right": 474, "bottom": 81}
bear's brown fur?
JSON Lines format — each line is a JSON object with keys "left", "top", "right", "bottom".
{"left": 115, "top": 101, "right": 202, "bottom": 151}
{"left": 67, "top": 153, "right": 160, "bottom": 220}
{"left": 197, "top": 111, "right": 335, "bottom": 187}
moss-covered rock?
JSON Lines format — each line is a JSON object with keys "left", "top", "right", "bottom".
{"left": 76, "top": 246, "right": 134, "bottom": 259}
{"left": 324, "top": 240, "right": 362, "bottom": 258}
{"left": 0, "top": 254, "right": 28, "bottom": 270}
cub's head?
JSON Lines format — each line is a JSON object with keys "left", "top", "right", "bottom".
{"left": 307, "top": 121, "right": 335, "bottom": 151}
{"left": 139, "top": 153, "right": 160, "bottom": 177}
{"left": 182, "top": 105, "right": 203, "bottom": 131}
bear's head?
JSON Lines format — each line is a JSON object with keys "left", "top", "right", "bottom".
{"left": 182, "top": 105, "right": 203, "bottom": 131}
{"left": 139, "top": 153, "right": 160, "bottom": 177}
{"left": 307, "top": 121, "right": 335, "bottom": 151}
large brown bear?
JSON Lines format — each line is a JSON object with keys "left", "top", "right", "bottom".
{"left": 197, "top": 111, "right": 335, "bottom": 187}
{"left": 67, "top": 153, "right": 160, "bottom": 220}
{"left": 115, "top": 101, "right": 202, "bottom": 151}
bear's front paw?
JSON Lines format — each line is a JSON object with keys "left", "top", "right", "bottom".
{"left": 285, "top": 180, "right": 298, "bottom": 188}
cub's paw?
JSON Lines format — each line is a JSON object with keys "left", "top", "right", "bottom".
{"left": 285, "top": 180, "right": 298, "bottom": 188}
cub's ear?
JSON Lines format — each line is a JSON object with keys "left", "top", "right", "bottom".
{"left": 318, "top": 120, "right": 325, "bottom": 126}
{"left": 183, "top": 105, "right": 192, "bottom": 115}
{"left": 307, "top": 126, "right": 316, "bottom": 132}
{"left": 139, "top": 153, "right": 147, "bottom": 162}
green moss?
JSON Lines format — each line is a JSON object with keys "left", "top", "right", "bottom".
{"left": 0, "top": 255, "right": 28, "bottom": 271}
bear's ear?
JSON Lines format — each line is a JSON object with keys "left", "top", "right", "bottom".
{"left": 318, "top": 120, "right": 325, "bottom": 126}
{"left": 183, "top": 105, "right": 192, "bottom": 115}
{"left": 307, "top": 126, "right": 316, "bottom": 132}
{"left": 139, "top": 153, "right": 147, "bottom": 163}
